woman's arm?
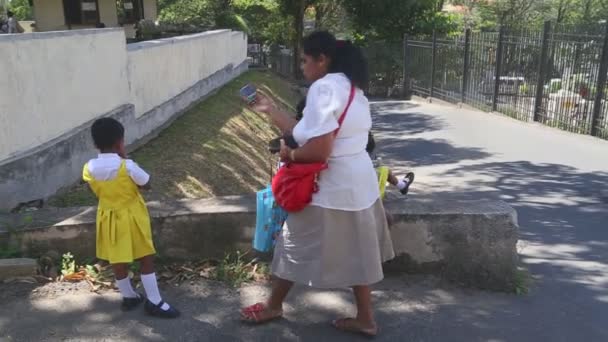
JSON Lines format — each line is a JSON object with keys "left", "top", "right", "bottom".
{"left": 267, "top": 107, "right": 298, "bottom": 135}
{"left": 279, "top": 133, "right": 334, "bottom": 164}
{"left": 252, "top": 94, "right": 298, "bottom": 134}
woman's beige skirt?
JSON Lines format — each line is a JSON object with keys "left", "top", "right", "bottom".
{"left": 271, "top": 199, "right": 395, "bottom": 288}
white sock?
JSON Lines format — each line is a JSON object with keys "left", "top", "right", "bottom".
{"left": 116, "top": 277, "right": 137, "bottom": 298}
{"left": 397, "top": 180, "right": 408, "bottom": 190}
{"left": 141, "top": 273, "right": 170, "bottom": 311}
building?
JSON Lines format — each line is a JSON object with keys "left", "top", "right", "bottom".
{"left": 32, "top": 0, "right": 157, "bottom": 37}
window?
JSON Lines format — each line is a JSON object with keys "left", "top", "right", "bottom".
{"left": 118, "top": 0, "right": 144, "bottom": 24}
{"left": 63, "top": 0, "right": 100, "bottom": 25}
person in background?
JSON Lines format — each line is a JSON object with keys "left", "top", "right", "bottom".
{"left": 241, "top": 31, "right": 394, "bottom": 337}
{"left": 296, "top": 97, "right": 415, "bottom": 195}
{"left": 83, "top": 118, "right": 180, "bottom": 319}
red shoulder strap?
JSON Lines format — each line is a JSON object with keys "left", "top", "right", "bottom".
{"left": 334, "top": 84, "right": 356, "bottom": 136}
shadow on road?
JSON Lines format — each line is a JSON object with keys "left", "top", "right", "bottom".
{"left": 427, "top": 161, "right": 608, "bottom": 326}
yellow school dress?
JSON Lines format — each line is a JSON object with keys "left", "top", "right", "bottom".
{"left": 376, "top": 166, "right": 390, "bottom": 199}
{"left": 83, "top": 160, "right": 155, "bottom": 264}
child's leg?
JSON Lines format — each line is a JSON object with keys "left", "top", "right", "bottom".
{"left": 139, "top": 254, "right": 177, "bottom": 314}
{"left": 388, "top": 169, "right": 415, "bottom": 195}
{"left": 387, "top": 170, "right": 399, "bottom": 186}
{"left": 112, "top": 263, "right": 138, "bottom": 298}
{"left": 139, "top": 255, "right": 164, "bottom": 307}
{"left": 388, "top": 169, "right": 410, "bottom": 189}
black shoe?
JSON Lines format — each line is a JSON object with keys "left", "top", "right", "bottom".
{"left": 121, "top": 293, "right": 144, "bottom": 312}
{"left": 144, "top": 299, "right": 181, "bottom": 319}
{"left": 400, "top": 172, "right": 415, "bottom": 195}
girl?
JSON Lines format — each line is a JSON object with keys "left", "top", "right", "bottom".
{"left": 83, "top": 117, "right": 179, "bottom": 318}
{"left": 297, "top": 97, "right": 415, "bottom": 196}
{"left": 242, "top": 31, "right": 394, "bottom": 337}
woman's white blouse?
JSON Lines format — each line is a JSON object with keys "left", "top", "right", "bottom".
{"left": 293, "top": 73, "right": 380, "bottom": 211}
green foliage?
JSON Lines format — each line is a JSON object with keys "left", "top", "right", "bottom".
{"left": 0, "top": 246, "right": 20, "bottom": 259}
{"left": 550, "top": 80, "right": 563, "bottom": 93}
{"left": 61, "top": 252, "right": 76, "bottom": 276}
{"left": 157, "top": 0, "right": 215, "bottom": 27}
{"left": 514, "top": 268, "right": 531, "bottom": 295}
{"left": 212, "top": 250, "right": 255, "bottom": 287}
{"left": 233, "top": 0, "right": 292, "bottom": 43}
{"left": 136, "top": 19, "right": 161, "bottom": 40}
{"left": 519, "top": 83, "right": 536, "bottom": 96}
{"left": 342, "top": 0, "right": 458, "bottom": 41}
{"left": 8, "top": 0, "right": 33, "bottom": 21}
{"left": 453, "top": 0, "right": 608, "bottom": 31}
{"left": 312, "top": 0, "right": 352, "bottom": 37}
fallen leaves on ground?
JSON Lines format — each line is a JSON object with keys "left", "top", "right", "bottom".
{"left": 36, "top": 255, "right": 270, "bottom": 292}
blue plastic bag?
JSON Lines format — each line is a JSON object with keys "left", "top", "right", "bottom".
{"left": 254, "top": 185, "right": 288, "bottom": 252}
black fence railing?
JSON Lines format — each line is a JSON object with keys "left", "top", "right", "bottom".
{"left": 247, "top": 45, "right": 295, "bottom": 79}
{"left": 405, "top": 22, "right": 608, "bottom": 140}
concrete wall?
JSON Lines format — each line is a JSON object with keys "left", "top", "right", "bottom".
{"left": 0, "top": 197, "right": 520, "bottom": 291}
{"left": 0, "top": 29, "right": 130, "bottom": 161}
{"left": 127, "top": 30, "right": 247, "bottom": 116}
{"left": 0, "top": 29, "right": 248, "bottom": 210}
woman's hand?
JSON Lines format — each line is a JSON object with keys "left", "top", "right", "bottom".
{"left": 251, "top": 93, "right": 277, "bottom": 114}
{"left": 118, "top": 143, "right": 128, "bottom": 159}
{"left": 279, "top": 139, "right": 292, "bottom": 162}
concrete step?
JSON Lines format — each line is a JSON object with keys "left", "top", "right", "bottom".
{"left": 0, "top": 258, "right": 37, "bottom": 281}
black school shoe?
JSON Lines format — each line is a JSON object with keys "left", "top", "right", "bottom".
{"left": 400, "top": 172, "right": 416, "bottom": 195}
{"left": 144, "top": 299, "right": 181, "bottom": 319}
{"left": 121, "top": 293, "right": 144, "bottom": 312}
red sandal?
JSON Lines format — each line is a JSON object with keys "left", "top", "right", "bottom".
{"left": 240, "top": 302, "right": 283, "bottom": 324}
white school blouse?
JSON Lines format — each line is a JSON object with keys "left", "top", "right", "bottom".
{"left": 86, "top": 153, "right": 150, "bottom": 185}
{"left": 293, "top": 73, "right": 380, "bottom": 211}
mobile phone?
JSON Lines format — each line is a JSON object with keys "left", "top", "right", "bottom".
{"left": 268, "top": 138, "right": 281, "bottom": 154}
{"left": 268, "top": 136, "right": 299, "bottom": 154}
{"left": 239, "top": 84, "right": 257, "bottom": 104}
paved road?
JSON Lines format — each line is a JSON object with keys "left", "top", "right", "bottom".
{"left": 1, "top": 100, "right": 607, "bottom": 341}
{"left": 373, "top": 99, "right": 608, "bottom": 341}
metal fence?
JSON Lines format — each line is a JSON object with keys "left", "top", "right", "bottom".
{"left": 247, "top": 46, "right": 295, "bottom": 78}
{"left": 405, "top": 22, "right": 608, "bottom": 140}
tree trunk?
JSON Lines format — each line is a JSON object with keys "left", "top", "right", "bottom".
{"left": 315, "top": 3, "right": 324, "bottom": 29}
{"left": 292, "top": 0, "right": 306, "bottom": 79}
{"left": 582, "top": 0, "right": 593, "bottom": 23}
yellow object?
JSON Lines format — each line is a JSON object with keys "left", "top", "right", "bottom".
{"left": 83, "top": 161, "right": 155, "bottom": 264}
{"left": 376, "top": 166, "right": 390, "bottom": 199}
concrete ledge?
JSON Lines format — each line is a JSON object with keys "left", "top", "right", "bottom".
{"left": 0, "top": 196, "right": 518, "bottom": 291}
{"left": 0, "top": 28, "right": 123, "bottom": 43}
{"left": 384, "top": 200, "right": 519, "bottom": 291}
{"left": 0, "top": 62, "right": 248, "bottom": 211}
{"left": 127, "top": 29, "right": 230, "bottom": 51}
{"left": 0, "top": 258, "right": 38, "bottom": 281}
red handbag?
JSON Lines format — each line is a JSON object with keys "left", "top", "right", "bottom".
{"left": 272, "top": 84, "right": 356, "bottom": 212}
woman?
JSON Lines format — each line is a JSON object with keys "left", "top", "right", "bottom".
{"left": 242, "top": 31, "right": 394, "bottom": 337}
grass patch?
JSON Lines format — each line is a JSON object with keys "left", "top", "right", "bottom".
{"left": 212, "top": 250, "right": 270, "bottom": 287}
{"left": 514, "top": 267, "right": 532, "bottom": 295}
{"left": 0, "top": 247, "right": 21, "bottom": 259}
{"left": 49, "top": 70, "right": 301, "bottom": 207}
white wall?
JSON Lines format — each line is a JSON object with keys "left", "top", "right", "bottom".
{"left": 127, "top": 30, "right": 247, "bottom": 117}
{"left": 0, "top": 28, "right": 248, "bottom": 162}
{"left": 33, "top": 0, "right": 67, "bottom": 31}
{"left": 0, "top": 29, "right": 130, "bottom": 161}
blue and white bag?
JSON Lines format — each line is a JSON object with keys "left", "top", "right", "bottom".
{"left": 254, "top": 185, "right": 288, "bottom": 252}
